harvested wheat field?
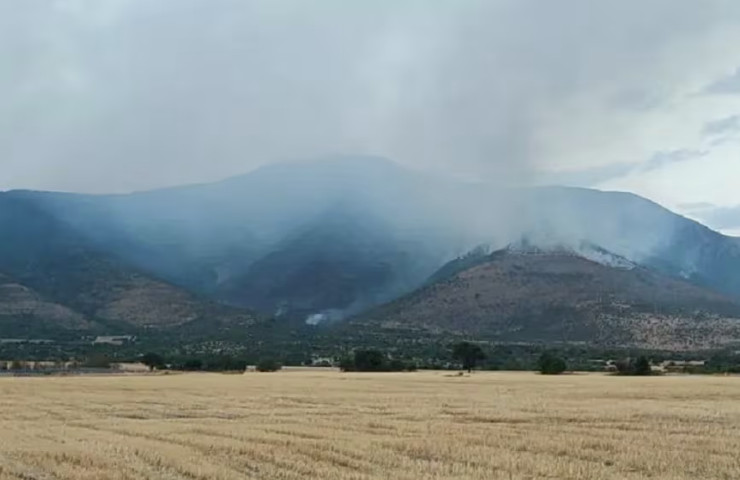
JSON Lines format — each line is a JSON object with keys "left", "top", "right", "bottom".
{"left": 1, "top": 371, "right": 739, "bottom": 480}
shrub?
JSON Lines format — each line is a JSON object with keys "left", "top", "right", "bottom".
{"left": 256, "top": 358, "right": 282, "bottom": 372}
{"left": 633, "top": 356, "right": 652, "bottom": 376}
{"left": 353, "top": 349, "right": 387, "bottom": 372}
{"left": 182, "top": 358, "right": 203, "bottom": 371}
{"left": 615, "top": 356, "right": 654, "bottom": 376}
{"left": 204, "top": 356, "right": 247, "bottom": 372}
{"left": 338, "top": 356, "right": 356, "bottom": 372}
{"left": 82, "top": 355, "right": 112, "bottom": 369}
{"left": 538, "top": 352, "right": 567, "bottom": 375}
{"left": 339, "top": 350, "right": 416, "bottom": 372}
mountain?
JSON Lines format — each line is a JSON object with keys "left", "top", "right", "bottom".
{"left": 4, "top": 155, "right": 740, "bottom": 338}
{"left": 6, "top": 156, "right": 458, "bottom": 319}
{"left": 0, "top": 194, "right": 257, "bottom": 337}
{"left": 347, "top": 247, "right": 740, "bottom": 350}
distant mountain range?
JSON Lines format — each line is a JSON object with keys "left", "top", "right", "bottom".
{"left": 2, "top": 155, "right": 740, "bottom": 349}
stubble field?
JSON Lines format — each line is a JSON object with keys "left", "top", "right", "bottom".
{"left": 0, "top": 370, "right": 739, "bottom": 480}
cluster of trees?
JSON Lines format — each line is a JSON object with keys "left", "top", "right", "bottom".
{"left": 704, "top": 353, "right": 740, "bottom": 374}
{"left": 335, "top": 343, "right": 570, "bottom": 375}
{"left": 138, "top": 353, "right": 283, "bottom": 373}
{"left": 450, "top": 342, "right": 569, "bottom": 375}
{"left": 339, "top": 349, "right": 417, "bottom": 372}
{"left": 140, "top": 353, "right": 250, "bottom": 372}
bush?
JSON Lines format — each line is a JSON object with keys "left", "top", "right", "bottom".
{"left": 339, "top": 350, "right": 416, "bottom": 372}
{"left": 615, "top": 356, "right": 654, "bottom": 376}
{"left": 338, "top": 356, "right": 356, "bottom": 372}
{"left": 354, "top": 349, "right": 387, "bottom": 372}
{"left": 203, "top": 356, "right": 247, "bottom": 372}
{"left": 182, "top": 358, "right": 203, "bottom": 371}
{"left": 633, "top": 356, "right": 652, "bottom": 376}
{"left": 256, "top": 358, "right": 282, "bottom": 372}
{"left": 538, "top": 352, "right": 567, "bottom": 375}
{"left": 82, "top": 355, "right": 112, "bottom": 369}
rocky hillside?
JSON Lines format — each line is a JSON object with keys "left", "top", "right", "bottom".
{"left": 349, "top": 247, "right": 740, "bottom": 350}
{"left": 0, "top": 272, "right": 96, "bottom": 336}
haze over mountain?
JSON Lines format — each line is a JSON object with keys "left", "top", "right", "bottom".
{"left": 4, "top": 2, "right": 740, "bottom": 356}
{"left": 0, "top": 192, "right": 258, "bottom": 337}
{"left": 3, "top": 156, "right": 740, "bottom": 343}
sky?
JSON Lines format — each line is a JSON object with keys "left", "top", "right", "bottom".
{"left": 2, "top": 0, "right": 740, "bottom": 234}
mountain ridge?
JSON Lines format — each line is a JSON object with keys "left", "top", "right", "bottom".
{"left": 3, "top": 156, "right": 740, "bottom": 348}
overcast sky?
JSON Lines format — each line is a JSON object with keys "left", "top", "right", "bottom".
{"left": 2, "top": 1, "right": 740, "bottom": 233}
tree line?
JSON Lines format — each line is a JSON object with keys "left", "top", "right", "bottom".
{"left": 68, "top": 343, "right": 710, "bottom": 376}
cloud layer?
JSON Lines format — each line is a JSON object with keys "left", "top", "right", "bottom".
{"left": 2, "top": 0, "right": 740, "bottom": 228}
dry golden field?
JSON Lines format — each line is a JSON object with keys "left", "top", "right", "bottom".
{"left": 1, "top": 370, "right": 739, "bottom": 480}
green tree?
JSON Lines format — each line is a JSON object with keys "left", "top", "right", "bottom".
{"left": 633, "top": 356, "right": 652, "bottom": 376}
{"left": 452, "top": 342, "right": 486, "bottom": 373}
{"left": 538, "top": 352, "right": 567, "bottom": 375}
{"left": 141, "top": 352, "right": 165, "bottom": 372}
{"left": 353, "top": 349, "right": 387, "bottom": 371}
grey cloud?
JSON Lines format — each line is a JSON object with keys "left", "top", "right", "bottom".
{"left": 641, "top": 149, "right": 707, "bottom": 172}
{"left": 607, "top": 88, "right": 665, "bottom": 111}
{"left": 704, "top": 67, "right": 740, "bottom": 94}
{"left": 703, "top": 115, "right": 740, "bottom": 135}
{"left": 537, "top": 148, "right": 707, "bottom": 188}
{"left": 2, "top": 0, "right": 740, "bottom": 193}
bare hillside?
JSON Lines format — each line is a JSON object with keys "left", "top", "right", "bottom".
{"left": 0, "top": 273, "right": 95, "bottom": 333}
{"left": 351, "top": 250, "right": 740, "bottom": 350}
